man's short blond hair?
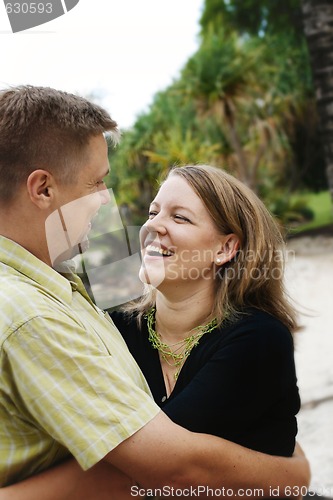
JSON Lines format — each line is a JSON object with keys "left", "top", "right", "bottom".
{"left": 0, "top": 85, "right": 119, "bottom": 203}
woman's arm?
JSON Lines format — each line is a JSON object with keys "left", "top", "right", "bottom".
{"left": 0, "top": 443, "right": 310, "bottom": 500}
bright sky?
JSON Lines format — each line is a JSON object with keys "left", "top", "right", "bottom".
{"left": 0, "top": 0, "right": 204, "bottom": 129}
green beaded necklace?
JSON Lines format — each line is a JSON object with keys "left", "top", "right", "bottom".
{"left": 145, "top": 307, "right": 218, "bottom": 380}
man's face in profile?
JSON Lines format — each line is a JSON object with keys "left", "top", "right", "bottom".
{"left": 45, "top": 134, "right": 111, "bottom": 265}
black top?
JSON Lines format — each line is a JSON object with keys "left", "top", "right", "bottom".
{"left": 110, "top": 308, "right": 300, "bottom": 457}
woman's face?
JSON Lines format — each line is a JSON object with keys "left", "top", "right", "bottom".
{"left": 139, "top": 175, "right": 234, "bottom": 290}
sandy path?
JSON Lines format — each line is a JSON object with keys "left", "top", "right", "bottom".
{"left": 286, "top": 236, "right": 333, "bottom": 493}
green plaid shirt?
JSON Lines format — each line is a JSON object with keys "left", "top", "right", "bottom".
{"left": 0, "top": 236, "right": 159, "bottom": 486}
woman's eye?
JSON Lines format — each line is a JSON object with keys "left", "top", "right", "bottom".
{"left": 174, "top": 215, "right": 190, "bottom": 222}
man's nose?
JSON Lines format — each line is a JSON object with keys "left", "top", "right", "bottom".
{"left": 99, "top": 186, "right": 111, "bottom": 205}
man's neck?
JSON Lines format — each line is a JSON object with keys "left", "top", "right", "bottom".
{"left": 0, "top": 215, "right": 52, "bottom": 267}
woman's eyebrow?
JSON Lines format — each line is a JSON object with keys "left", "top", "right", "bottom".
{"left": 150, "top": 201, "right": 196, "bottom": 216}
{"left": 149, "top": 201, "right": 159, "bottom": 208}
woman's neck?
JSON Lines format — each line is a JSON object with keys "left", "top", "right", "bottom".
{"left": 154, "top": 286, "right": 215, "bottom": 343}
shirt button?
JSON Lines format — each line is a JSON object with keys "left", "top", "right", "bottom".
{"left": 161, "top": 396, "right": 167, "bottom": 402}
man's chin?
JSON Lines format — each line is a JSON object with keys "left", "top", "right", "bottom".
{"left": 52, "top": 239, "right": 90, "bottom": 267}
{"left": 78, "top": 238, "right": 90, "bottom": 254}
{"left": 139, "top": 267, "right": 150, "bottom": 285}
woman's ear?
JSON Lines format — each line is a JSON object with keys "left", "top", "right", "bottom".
{"left": 27, "top": 170, "right": 55, "bottom": 209}
{"left": 215, "top": 234, "right": 240, "bottom": 266}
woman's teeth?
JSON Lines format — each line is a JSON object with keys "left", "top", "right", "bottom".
{"left": 146, "top": 245, "right": 173, "bottom": 257}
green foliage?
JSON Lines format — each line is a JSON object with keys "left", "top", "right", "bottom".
{"left": 107, "top": 0, "right": 328, "bottom": 224}
{"left": 200, "top": 0, "right": 304, "bottom": 38}
{"left": 263, "top": 34, "right": 313, "bottom": 96}
{"left": 178, "top": 28, "right": 311, "bottom": 191}
{"left": 107, "top": 113, "right": 159, "bottom": 223}
{"left": 180, "top": 28, "right": 263, "bottom": 103}
{"left": 266, "top": 191, "right": 315, "bottom": 224}
{"left": 107, "top": 85, "right": 222, "bottom": 222}
{"left": 288, "top": 191, "right": 333, "bottom": 233}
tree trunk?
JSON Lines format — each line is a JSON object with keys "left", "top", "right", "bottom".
{"left": 223, "top": 98, "right": 255, "bottom": 190}
{"left": 301, "top": 0, "right": 333, "bottom": 202}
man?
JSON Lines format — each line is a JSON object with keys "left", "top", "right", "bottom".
{"left": 0, "top": 86, "right": 308, "bottom": 496}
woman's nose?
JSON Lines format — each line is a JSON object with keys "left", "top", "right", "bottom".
{"left": 144, "top": 215, "right": 167, "bottom": 235}
{"left": 140, "top": 216, "right": 167, "bottom": 246}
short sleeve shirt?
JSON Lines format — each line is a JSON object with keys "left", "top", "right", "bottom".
{"left": 0, "top": 236, "right": 160, "bottom": 486}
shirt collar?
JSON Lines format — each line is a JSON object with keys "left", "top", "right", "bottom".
{"left": 0, "top": 235, "right": 74, "bottom": 305}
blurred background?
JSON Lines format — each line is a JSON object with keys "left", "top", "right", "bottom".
{"left": 1, "top": 0, "right": 332, "bottom": 493}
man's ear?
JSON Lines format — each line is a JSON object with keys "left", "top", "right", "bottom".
{"left": 215, "top": 234, "right": 240, "bottom": 266}
{"left": 26, "top": 170, "right": 55, "bottom": 208}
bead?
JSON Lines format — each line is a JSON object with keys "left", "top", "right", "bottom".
{"left": 145, "top": 307, "right": 218, "bottom": 380}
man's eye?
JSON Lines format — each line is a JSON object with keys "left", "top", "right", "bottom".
{"left": 148, "top": 211, "right": 158, "bottom": 218}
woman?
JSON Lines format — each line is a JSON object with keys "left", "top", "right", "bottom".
{"left": 0, "top": 165, "right": 309, "bottom": 498}
{"left": 112, "top": 164, "right": 300, "bottom": 457}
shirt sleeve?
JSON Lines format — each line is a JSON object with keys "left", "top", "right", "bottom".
{"left": 4, "top": 313, "right": 160, "bottom": 470}
{"left": 162, "top": 316, "right": 300, "bottom": 456}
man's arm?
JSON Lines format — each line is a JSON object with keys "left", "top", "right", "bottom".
{"left": 106, "top": 411, "right": 310, "bottom": 496}
{"left": 0, "top": 460, "right": 134, "bottom": 500}
{"left": 0, "top": 418, "right": 309, "bottom": 500}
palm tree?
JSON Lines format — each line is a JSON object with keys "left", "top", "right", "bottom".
{"left": 178, "top": 28, "right": 288, "bottom": 191}
{"left": 109, "top": 114, "right": 158, "bottom": 223}
{"left": 301, "top": 0, "right": 333, "bottom": 201}
{"left": 143, "top": 126, "right": 223, "bottom": 175}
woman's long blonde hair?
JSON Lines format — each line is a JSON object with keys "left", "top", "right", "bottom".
{"left": 124, "top": 165, "right": 298, "bottom": 332}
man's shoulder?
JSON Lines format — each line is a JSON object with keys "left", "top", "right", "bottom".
{"left": 0, "top": 272, "right": 38, "bottom": 307}
{"left": 0, "top": 267, "right": 46, "bottom": 300}
{"left": 0, "top": 270, "right": 73, "bottom": 345}
{"left": 0, "top": 281, "right": 39, "bottom": 343}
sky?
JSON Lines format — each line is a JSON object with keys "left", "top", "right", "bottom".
{"left": 0, "top": 0, "right": 204, "bottom": 128}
